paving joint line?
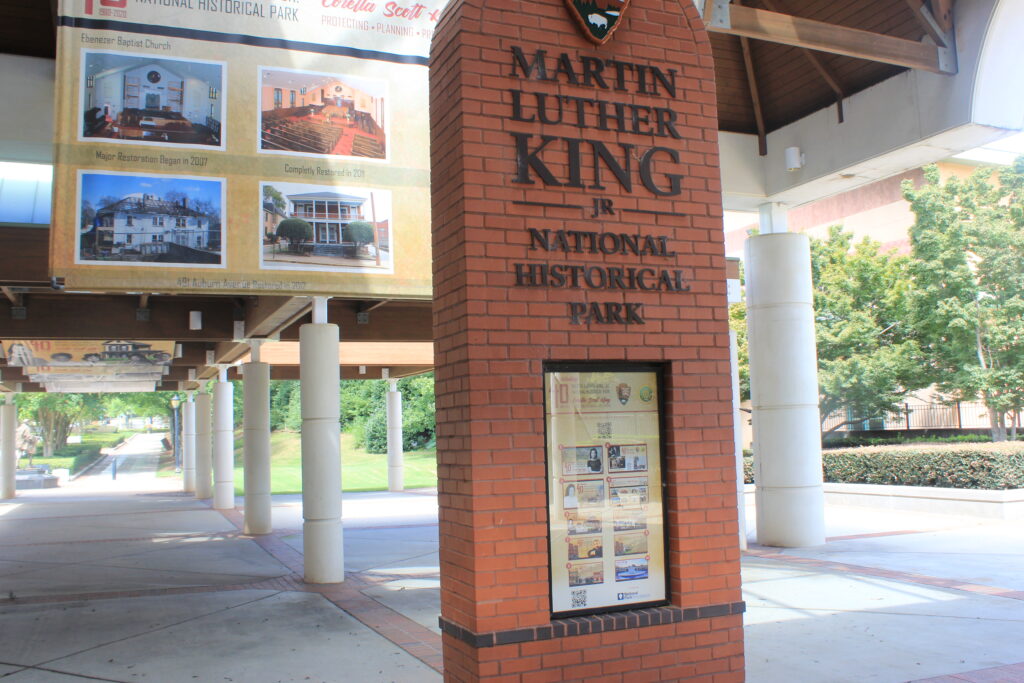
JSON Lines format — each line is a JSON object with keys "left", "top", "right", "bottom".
{"left": 216, "top": 506, "right": 444, "bottom": 673}
{"left": 745, "top": 547, "right": 1024, "bottom": 601}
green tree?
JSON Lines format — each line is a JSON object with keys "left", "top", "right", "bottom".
{"left": 811, "top": 226, "right": 924, "bottom": 434}
{"left": 340, "top": 373, "right": 435, "bottom": 453}
{"left": 903, "top": 162, "right": 1024, "bottom": 441}
{"left": 276, "top": 218, "right": 313, "bottom": 253}
{"left": 345, "top": 220, "right": 375, "bottom": 246}
{"left": 17, "top": 393, "right": 104, "bottom": 458}
{"left": 263, "top": 184, "right": 287, "bottom": 211}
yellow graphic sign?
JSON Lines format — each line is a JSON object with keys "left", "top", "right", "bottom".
{"left": 545, "top": 366, "right": 666, "bottom": 615}
{"left": 51, "top": 0, "right": 446, "bottom": 297}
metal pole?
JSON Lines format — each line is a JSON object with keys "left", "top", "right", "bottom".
{"left": 173, "top": 407, "right": 181, "bottom": 472}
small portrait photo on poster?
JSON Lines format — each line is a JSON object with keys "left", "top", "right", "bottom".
{"left": 568, "top": 536, "right": 603, "bottom": 560}
{"left": 608, "top": 444, "right": 648, "bottom": 473}
{"left": 77, "top": 170, "right": 224, "bottom": 268}
{"left": 561, "top": 445, "right": 604, "bottom": 475}
{"left": 80, "top": 51, "right": 225, "bottom": 149}
{"left": 259, "top": 67, "right": 388, "bottom": 160}
{"left": 568, "top": 561, "right": 604, "bottom": 587}
{"left": 561, "top": 480, "right": 605, "bottom": 510}
{"left": 260, "top": 182, "right": 393, "bottom": 274}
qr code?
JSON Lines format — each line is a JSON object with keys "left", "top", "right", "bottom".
{"left": 596, "top": 422, "right": 612, "bottom": 439}
{"left": 571, "top": 589, "right": 587, "bottom": 608}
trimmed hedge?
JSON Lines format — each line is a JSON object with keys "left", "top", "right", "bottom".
{"left": 743, "top": 442, "right": 1024, "bottom": 490}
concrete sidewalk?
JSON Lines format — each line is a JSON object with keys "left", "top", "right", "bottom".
{"left": 0, "top": 437, "right": 1022, "bottom": 682}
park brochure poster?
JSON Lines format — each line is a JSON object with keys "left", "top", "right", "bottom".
{"left": 545, "top": 366, "right": 667, "bottom": 615}
{"left": 50, "top": 0, "right": 447, "bottom": 297}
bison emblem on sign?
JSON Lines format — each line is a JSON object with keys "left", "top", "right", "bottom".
{"left": 564, "top": 0, "right": 632, "bottom": 45}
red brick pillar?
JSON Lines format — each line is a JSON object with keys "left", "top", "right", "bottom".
{"left": 430, "top": 1, "right": 744, "bottom": 680}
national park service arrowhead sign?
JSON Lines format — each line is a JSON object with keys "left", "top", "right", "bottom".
{"left": 564, "top": 0, "right": 633, "bottom": 44}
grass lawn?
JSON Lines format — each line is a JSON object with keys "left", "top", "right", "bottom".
{"left": 231, "top": 430, "right": 436, "bottom": 495}
{"left": 25, "top": 431, "right": 134, "bottom": 474}
{"left": 157, "top": 429, "right": 437, "bottom": 494}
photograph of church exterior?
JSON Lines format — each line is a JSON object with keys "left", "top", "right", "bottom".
{"left": 260, "top": 181, "right": 391, "bottom": 272}
{"left": 80, "top": 51, "right": 225, "bottom": 148}
{"left": 258, "top": 68, "right": 387, "bottom": 159}
{"left": 78, "top": 171, "right": 224, "bottom": 266}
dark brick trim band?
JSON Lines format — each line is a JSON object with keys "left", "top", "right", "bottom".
{"left": 438, "top": 602, "right": 746, "bottom": 649}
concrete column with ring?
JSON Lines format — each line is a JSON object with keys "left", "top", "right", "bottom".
{"left": 0, "top": 394, "right": 17, "bottom": 500}
{"left": 243, "top": 341, "right": 272, "bottom": 535}
{"left": 385, "top": 373, "right": 404, "bottom": 492}
{"left": 212, "top": 368, "right": 235, "bottom": 510}
{"left": 301, "top": 296, "right": 344, "bottom": 583}
{"left": 194, "top": 387, "right": 213, "bottom": 499}
{"left": 746, "top": 213, "right": 825, "bottom": 548}
{"left": 182, "top": 392, "right": 196, "bottom": 493}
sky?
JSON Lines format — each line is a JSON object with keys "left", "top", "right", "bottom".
{"left": 80, "top": 172, "right": 222, "bottom": 210}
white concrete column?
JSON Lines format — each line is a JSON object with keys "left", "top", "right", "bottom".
{"left": 1, "top": 397, "right": 16, "bottom": 500}
{"left": 746, "top": 232, "right": 825, "bottom": 547}
{"left": 386, "top": 378, "right": 404, "bottom": 492}
{"left": 243, "top": 358, "right": 272, "bottom": 535}
{"left": 182, "top": 393, "right": 196, "bottom": 493}
{"left": 758, "top": 202, "right": 789, "bottom": 234}
{"left": 194, "top": 390, "right": 213, "bottom": 499}
{"left": 301, "top": 298, "right": 343, "bottom": 583}
{"left": 212, "top": 371, "right": 235, "bottom": 510}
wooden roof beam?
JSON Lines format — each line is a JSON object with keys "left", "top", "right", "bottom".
{"left": 707, "top": 4, "right": 957, "bottom": 74}
{"left": 738, "top": 32, "right": 768, "bottom": 156}
{"left": 759, "top": 0, "right": 847, "bottom": 123}
{"left": 905, "top": 0, "right": 954, "bottom": 48}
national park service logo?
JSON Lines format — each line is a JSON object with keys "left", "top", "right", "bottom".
{"left": 564, "top": 0, "right": 632, "bottom": 45}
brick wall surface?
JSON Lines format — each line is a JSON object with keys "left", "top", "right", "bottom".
{"left": 429, "top": 0, "right": 743, "bottom": 680}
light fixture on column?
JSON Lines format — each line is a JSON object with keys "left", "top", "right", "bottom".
{"left": 359, "top": 366, "right": 366, "bottom": 375}
{"left": 189, "top": 310, "right": 202, "bottom": 330}
{"left": 784, "top": 146, "right": 805, "bottom": 171}
{"left": 188, "top": 369, "right": 197, "bottom": 381}
{"left": 381, "top": 367, "right": 390, "bottom": 380}
{"left": 174, "top": 343, "right": 183, "bottom": 358}
{"left": 206, "top": 350, "right": 216, "bottom": 365}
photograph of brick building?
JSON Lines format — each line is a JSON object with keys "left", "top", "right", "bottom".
{"left": 260, "top": 181, "right": 391, "bottom": 272}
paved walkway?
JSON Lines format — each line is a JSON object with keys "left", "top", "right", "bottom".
{"left": 0, "top": 434, "right": 1022, "bottom": 682}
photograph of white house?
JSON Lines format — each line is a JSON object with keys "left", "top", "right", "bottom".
{"left": 81, "top": 51, "right": 225, "bottom": 148}
{"left": 259, "top": 68, "right": 387, "bottom": 159}
{"left": 261, "top": 181, "right": 392, "bottom": 273}
{"left": 78, "top": 171, "right": 224, "bottom": 267}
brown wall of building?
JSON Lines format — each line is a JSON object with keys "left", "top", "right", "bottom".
{"left": 429, "top": 0, "right": 744, "bottom": 680}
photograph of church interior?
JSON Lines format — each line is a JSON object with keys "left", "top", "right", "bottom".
{"left": 259, "top": 68, "right": 387, "bottom": 159}
{"left": 81, "top": 51, "right": 224, "bottom": 147}
{"left": 261, "top": 181, "right": 391, "bottom": 271}
{"left": 79, "top": 172, "right": 223, "bottom": 266}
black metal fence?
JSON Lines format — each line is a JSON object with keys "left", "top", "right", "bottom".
{"left": 822, "top": 401, "right": 1012, "bottom": 433}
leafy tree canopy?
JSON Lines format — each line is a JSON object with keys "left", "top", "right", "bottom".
{"left": 345, "top": 221, "right": 375, "bottom": 246}
{"left": 812, "top": 226, "right": 926, "bottom": 432}
{"left": 903, "top": 162, "right": 1024, "bottom": 440}
{"left": 276, "top": 218, "right": 313, "bottom": 243}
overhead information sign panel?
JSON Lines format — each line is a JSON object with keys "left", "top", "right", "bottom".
{"left": 50, "top": 0, "right": 445, "bottom": 298}
{"left": 2, "top": 339, "right": 176, "bottom": 392}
